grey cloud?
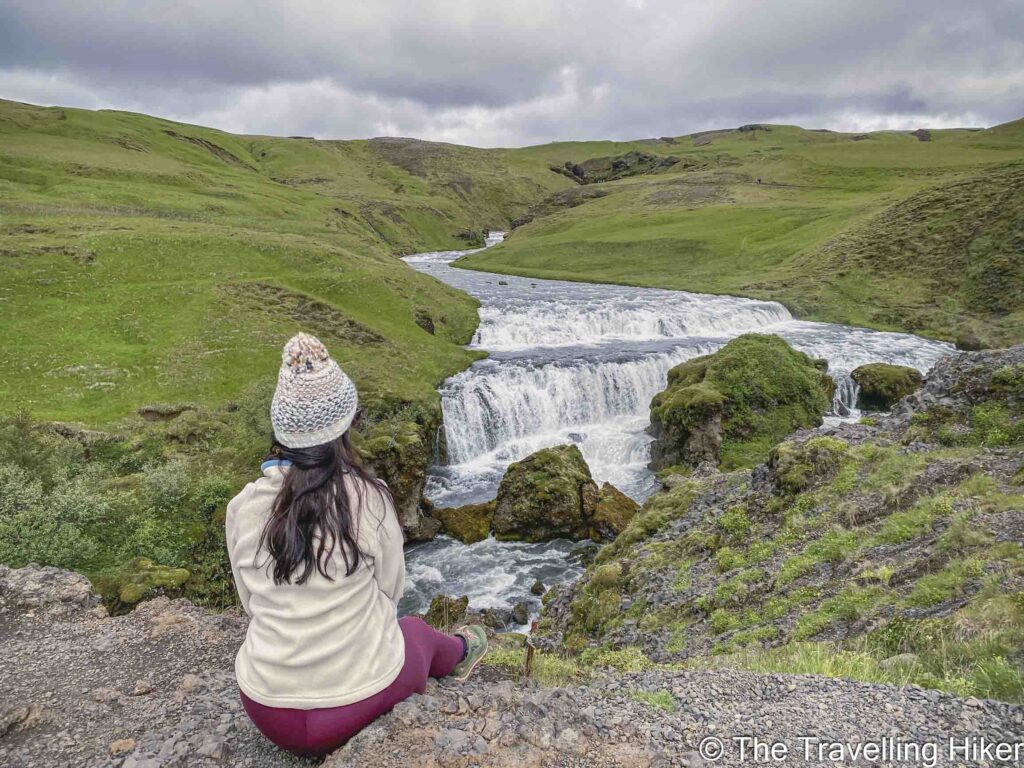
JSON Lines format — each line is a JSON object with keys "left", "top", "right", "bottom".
{"left": 0, "top": 0, "right": 1020, "bottom": 146}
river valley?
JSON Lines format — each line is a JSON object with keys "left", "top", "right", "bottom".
{"left": 398, "top": 235, "right": 954, "bottom": 622}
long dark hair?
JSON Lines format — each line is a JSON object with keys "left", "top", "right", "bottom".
{"left": 257, "top": 430, "right": 393, "bottom": 585}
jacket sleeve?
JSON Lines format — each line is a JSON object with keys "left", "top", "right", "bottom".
{"left": 368, "top": 486, "right": 406, "bottom": 605}
{"left": 225, "top": 492, "right": 254, "bottom": 617}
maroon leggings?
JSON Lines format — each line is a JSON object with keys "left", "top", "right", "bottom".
{"left": 240, "top": 616, "right": 464, "bottom": 756}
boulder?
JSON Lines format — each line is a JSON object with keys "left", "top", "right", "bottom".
{"left": 589, "top": 482, "right": 639, "bottom": 540}
{"left": 768, "top": 436, "right": 849, "bottom": 495}
{"left": 0, "top": 564, "right": 100, "bottom": 617}
{"left": 648, "top": 334, "right": 835, "bottom": 471}
{"left": 354, "top": 417, "right": 438, "bottom": 541}
{"left": 432, "top": 501, "right": 495, "bottom": 544}
{"left": 423, "top": 595, "right": 469, "bottom": 631}
{"left": 851, "top": 363, "right": 923, "bottom": 411}
{"left": 492, "top": 445, "right": 608, "bottom": 543}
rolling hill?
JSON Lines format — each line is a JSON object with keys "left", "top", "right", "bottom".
{"left": 459, "top": 121, "right": 1024, "bottom": 349}
{"left": 0, "top": 98, "right": 573, "bottom": 424}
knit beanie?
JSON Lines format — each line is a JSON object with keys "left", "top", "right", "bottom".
{"left": 270, "top": 333, "right": 359, "bottom": 449}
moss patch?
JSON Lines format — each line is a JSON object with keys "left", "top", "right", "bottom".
{"left": 589, "top": 482, "right": 639, "bottom": 540}
{"left": 432, "top": 501, "right": 495, "bottom": 544}
{"left": 649, "top": 335, "right": 834, "bottom": 471}
{"left": 93, "top": 557, "right": 190, "bottom": 609}
{"left": 851, "top": 363, "right": 923, "bottom": 410}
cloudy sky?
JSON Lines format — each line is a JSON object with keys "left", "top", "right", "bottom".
{"left": 1, "top": 1, "right": 1021, "bottom": 147}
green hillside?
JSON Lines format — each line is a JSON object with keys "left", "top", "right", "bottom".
{"left": 0, "top": 99, "right": 574, "bottom": 424}
{"left": 0, "top": 98, "right": 576, "bottom": 607}
{"left": 459, "top": 121, "right": 1024, "bottom": 348}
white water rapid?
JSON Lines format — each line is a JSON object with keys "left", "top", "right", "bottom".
{"left": 398, "top": 233, "right": 953, "bottom": 621}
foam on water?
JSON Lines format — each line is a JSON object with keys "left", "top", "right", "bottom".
{"left": 400, "top": 236, "right": 954, "bottom": 617}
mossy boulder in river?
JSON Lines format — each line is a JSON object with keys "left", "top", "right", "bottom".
{"left": 354, "top": 416, "right": 439, "bottom": 541}
{"left": 432, "top": 500, "right": 496, "bottom": 544}
{"left": 648, "top": 334, "right": 835, "bottom": 471}
{"left": 422, "top": 594, "right": 469, "bottom": 631}
{"left": 851, "top": 363, "right": 923, "bottom": 411}
{"left": 492, "top": 445, "right": 637, "bottom": 542}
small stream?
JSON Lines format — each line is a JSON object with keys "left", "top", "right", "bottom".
{"left": 397, "top": 234, "right": 953, "bottom": 621}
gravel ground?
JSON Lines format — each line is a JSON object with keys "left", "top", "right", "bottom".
{"left": 2, "top": 565, "right": 1022, "bottom": 767}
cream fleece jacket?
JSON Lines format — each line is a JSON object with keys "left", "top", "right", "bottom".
{"left": 226, "top": 461, "right": 406, "bottom": 709}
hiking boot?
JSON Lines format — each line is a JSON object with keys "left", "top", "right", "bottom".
{"left": 450, "top": 625, "right": 488, "bottom": 681}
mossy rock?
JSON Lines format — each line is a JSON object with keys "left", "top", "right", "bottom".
{"left": 649, "top": 334, "right": 835, "bottom": 471}
{"left": 769, "top": 436, "right": 849, "bottom": 494}
{"left": 432, "top": 500, "right": 495, "bottom": 544}
{"left": 93, "top": 557, "right": 190, "bottom": 609}
{"left": 589, "top": 482, "right": 639, "bottom": 540}
{"left": 423, "top": 594, "right": 469, "bottom": 631}
{"left": 353, "top": 417, "right": 437, "bottom": 540}
{"left": 851, "top": 363, "right": 924, "bottom": 411}
{"left": 493, "top": 445, "right": 600, "bottom": 543}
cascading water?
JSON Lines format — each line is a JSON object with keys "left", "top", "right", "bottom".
{"left": 398, "top": 236, "right": 954, "bottom": 621}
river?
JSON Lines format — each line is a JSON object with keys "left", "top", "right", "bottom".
{"left": 397, "top": 233, "right": 953, "bottom": 622}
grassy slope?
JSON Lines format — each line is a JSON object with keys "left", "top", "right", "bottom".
{"left": 0, "top": 100, "right": 572, "bottom": 424}
{"left": 458, "top": 122, "right": 1024, "bottom": 348}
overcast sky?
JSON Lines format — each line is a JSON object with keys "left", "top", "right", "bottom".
{"left": 1, "top": 1, "right": 1021, "bottom": 147}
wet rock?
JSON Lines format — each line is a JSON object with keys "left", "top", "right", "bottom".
{"left": 530, "top": 580, "right": 546, "bottom": 596}
{"left": 493, "top": 444, "right": 634, "bottom": 542}
{"left": 431, "top": 500, "right": 495, "bottom": 543}
{"left": 423, "top": 595, "right": 469, "bottom": 631}
{"left": 851, "top": 363, "right": 923, "bottom": 410}
{"left": 511, "top": 601, "right": 530, "bottom": 626}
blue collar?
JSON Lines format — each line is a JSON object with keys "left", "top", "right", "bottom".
{"left": 261, "top": 458, "right": 293, "bottom": 473}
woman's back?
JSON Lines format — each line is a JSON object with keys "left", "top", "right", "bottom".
{"left": 227, "top": 462, "right": 406, "bottom": 709}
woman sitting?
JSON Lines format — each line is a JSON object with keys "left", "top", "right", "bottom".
{"left": 226, "top": 333, "right": 487, "bottom": 756}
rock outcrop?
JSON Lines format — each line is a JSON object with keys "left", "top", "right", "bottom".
{"left": 355, "top": 417, "right": 440, "bottom": 541}
{"left": 492, "top": 445, "right": 637, "bottom": 543}
{"left": 550, "top": 151, "right": 679, "bottom": 185}
{"left": 851, "top": 362, "right": 924, "bottom": 410}
{"left": 648, "top": 334, "right": 835, "bottom": 471}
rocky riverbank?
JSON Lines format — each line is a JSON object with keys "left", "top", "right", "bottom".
{"left": 3, "top": 564, "right": 1021, "bottom": 767}
{"left": 538, "top": 343, "right": 1024, "bottom": 700}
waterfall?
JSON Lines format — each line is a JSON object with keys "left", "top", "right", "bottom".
{"left": 405, "top": 247, "right": 953, "bottom": 507}
{"left": 472, "top": 297, "right": 792, "bottom": 350}
{"left": 832, "top": 373, "right": 859, "bottom": 416}
{"left": 399, "top": 243, "right": 954, "bottom": 616}
{"left": 440, "top": 345, "right": 715, "bottom": 465}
